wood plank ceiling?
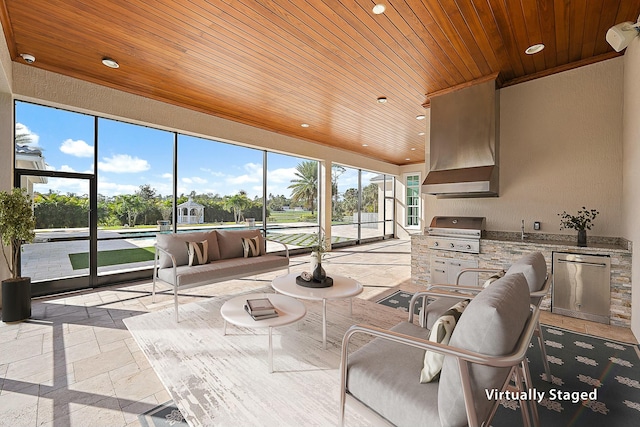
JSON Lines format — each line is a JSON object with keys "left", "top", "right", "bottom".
{"left": 1, "top": 0, "right": 638, "bottom": 166}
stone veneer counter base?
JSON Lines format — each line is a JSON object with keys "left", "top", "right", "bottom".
{"left": 411, "top": 232, "right": 632, "bottom": 327}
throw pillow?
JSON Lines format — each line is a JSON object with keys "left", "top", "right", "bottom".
{"left": 186, "top": 240, "right": 209, "bottom": 266}
{"left": 483, "top": 269, "right": 506, "bottom": 288}
{"left": 420, "top": 299, "right": 470, "bottom": 383}
{"left": 242, "top": 236, "right": 262, "bottom": 258}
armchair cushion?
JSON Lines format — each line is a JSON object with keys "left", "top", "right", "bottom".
{"left": 420, "top": 299, "right": 469, "bottom": 383}
{"left": 346, "top": 322, "right": 438, "bottom": 426}
{"left": 438, "top": 272, "right": 530, "bottom": 427}
{"left": 505, "top": 251, "right": 547, "bottom": 293}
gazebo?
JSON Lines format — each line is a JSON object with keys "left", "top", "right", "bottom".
{"left": 177, "top": 198, "right": 204, "bottom": 224}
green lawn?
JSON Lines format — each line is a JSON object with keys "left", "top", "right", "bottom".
{"left": 69, "top": 247, "right": 156, "bottom": 270}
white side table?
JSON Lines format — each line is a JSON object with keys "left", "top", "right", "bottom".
{"left": 220, "top": 293, "right": 306, "bottom": 373}
{"left": 271, "top": 273, "right": 363, "bottom": 349}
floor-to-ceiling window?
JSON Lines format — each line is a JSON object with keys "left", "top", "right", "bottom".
{"left": 96, "top": 118, "right": 174, "bottom": 281}
{"left": 14, "top": 100, "right": 392, "bottom": 295}
{"left": 15, "top": 102, "right": 96, "bottom": 295}
{"left": 331, "top": 164, "right": 395, "bottom": 246}
{"left": 265, "top": 153, "right": 320, "bottom": 252}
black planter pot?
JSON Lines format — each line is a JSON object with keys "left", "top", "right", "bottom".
{"left": 2, "top": 277, "right": 31, "bottom": 322}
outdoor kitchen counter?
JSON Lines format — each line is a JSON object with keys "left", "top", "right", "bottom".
{"left": 411, "top": 232, "right": 632, "bottom": 327}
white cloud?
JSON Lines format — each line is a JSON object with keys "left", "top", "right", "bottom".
{"left": 267, "top": 167, "right": 297, "bottom": 183}
{"left": 162, "top": 173, "right": 172, "bottom": 179}
{"left": 98, "top": 181, "right": 140, "bottom": 196}
{"left": 226, "top": 174, "right": 260, "bottom": 185}
{"left": 15, "top": 123, "right": 40, "bottom": 146}
{"left": 60, "top": 139, "right": 94, "bottom": 157}
{"left": 98, "top": 154, "right": 150, "bottom": 173}
{"left": 59, "top": 165, "right": 77, "bottom": 173}
{"left": 181, "top": 176, "right": 207, "bottom": 184}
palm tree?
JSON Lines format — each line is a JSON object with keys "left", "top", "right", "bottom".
{"left": 223, "top": 191, "right": 251, "bottom": 223}
{"left": 288, "top": 161, "right": 318, "bottom": 214}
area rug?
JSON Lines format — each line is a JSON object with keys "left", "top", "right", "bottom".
{"left": 138, "top": 401, "right": 188, "bottom": 427}
{"left": 377, "top": 290, "right": 640, "bottom": 426}
{"left": 124, "top": 290, "right": 407, "bottom": 426}
{"left": 491, "top": 325, "right": 640, "bottom": 427}
{"left": 376, "top": 289, "right": 422, "bottom": 314}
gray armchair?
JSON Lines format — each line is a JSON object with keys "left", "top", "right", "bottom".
{"left": 422, "top": 252, "right": 552, "bottom": 382}
{"left": 340, "top": 273, "right": 540, "bottom": 427}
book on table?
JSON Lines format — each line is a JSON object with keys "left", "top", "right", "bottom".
{"left": 245, "top": 297, "right": 277, "bottom": 316}
{"left": 244, "top": 303, "right": 279, "bottom": 320}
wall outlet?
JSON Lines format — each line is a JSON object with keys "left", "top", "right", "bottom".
{"left": 533, "top": 221, "right": 541, "bottom": 231}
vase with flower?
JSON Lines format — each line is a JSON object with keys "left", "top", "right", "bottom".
{"left": 558, "top": 207, "right": 599, "bottom": 247}
{"left": 310, "top": 232, "right": 329, "bottom": 282}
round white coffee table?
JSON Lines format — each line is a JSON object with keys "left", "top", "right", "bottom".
{"left": 220, "top": 292, "right": 306, "bottom": 373}
{"left": 271, "top": 273, "right": 363, "bottom": 349}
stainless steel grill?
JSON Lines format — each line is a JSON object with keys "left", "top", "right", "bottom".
{"left": 425, "top": 216, "right": 486, "bottom": 254}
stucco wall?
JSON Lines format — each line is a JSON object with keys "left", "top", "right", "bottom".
{"left": 424, "top": 58, "right": 624, "bottom": 239}
{"left": 622, "top": 37, "right": 640, "bottom": 337}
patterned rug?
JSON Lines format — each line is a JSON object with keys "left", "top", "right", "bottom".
{"left": 376, "top": 289, "right": 422, "bottom": 314}
{"left": 138, "top": 401, "right": 188, "bottom": 427}
{"left": 378, "top": 289, "right": 640, "bottom": 426}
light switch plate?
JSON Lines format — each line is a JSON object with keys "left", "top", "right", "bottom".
{"left": 534, "top": 221, "right": 541, "bottom": 231}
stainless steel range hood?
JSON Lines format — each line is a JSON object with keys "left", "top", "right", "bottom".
{"left": 422, "top": 76, "right": 499, "bottom": 198}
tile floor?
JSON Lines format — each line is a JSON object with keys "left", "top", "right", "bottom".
{"left": 0, "top": 239, "right": 636, "bottom": 426}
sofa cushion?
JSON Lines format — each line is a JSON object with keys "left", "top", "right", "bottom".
{"left": 217, "top": 229, "right": 265, "bottom": 260}
{"left": 186, "top": 240, "right": 208, "bottom": 266}
{"left": 156, "top": 231, "right": 220, "bottom": 268}
{"left": 420, "top": 299, "right": 469, "bottom": 383}
{"left": 242, "top": 236, "right": 262, "bottom": 258}
{"left": 157, "top": 254, "right": 288, "bottom": 287}
{"left": 347, "top": 322, "right": 440, "bottom": 427}
{"left": 437, "top": 272, "right": 530, "bottom": 427}
{"left": 505, "top": 251, "right": 547, "bottom": 293}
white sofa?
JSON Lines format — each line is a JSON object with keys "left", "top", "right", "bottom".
{"left": 153, "top": 229, "right": 289, "bottom": 321}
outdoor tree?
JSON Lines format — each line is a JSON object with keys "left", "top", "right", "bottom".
{"left": 223, "top": 191, "right": 252, "bottom": 223}
{"left": 362, "top": 183, "right": 379, "bottom": 213}
{"left": 342, "top": 188, "right": 359, "bottom": 215}
{"left": 115, "top": 194, "right": 144, "bottom": 227}
{"left": 289, "top": 161, "right": 317, "bottom": 214}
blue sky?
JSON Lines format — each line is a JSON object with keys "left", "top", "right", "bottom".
{"left": 16, "top": 101, "right": 376, "bottom": 199}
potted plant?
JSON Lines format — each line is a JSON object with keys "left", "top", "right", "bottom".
{"left": 558, "top": 207, "right": 599, "bottom": 247}
{"left": 0, "top": 187, "right": 36, "bottom": 322}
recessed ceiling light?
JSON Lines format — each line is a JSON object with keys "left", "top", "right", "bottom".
{"left": 101, "top": 57, "right": 119, "bottom": 68}
{"left": 405, "top": 158, "right": 411, "bottom": 161}
{"left": 372, "top": 4, "right": 386, "bottom": 14}
{"left": 525, "top": 44, "right": 545, "bottom": 55}
{"left": 376, "top": 97, "right": 387, "bottom": 103}
{"left": 418, "top": 132, "right": 425, "bottom": 136}
{"left": 411, "top": 148, "right": 416, "bottom": 151}
{"left": 416, "top": 114, "right": 426, "bottom": 120}
{"left": 301, "top": 123, "right": 310, "bottom": 128}
{"left": 362, "top": 144, "right": 369, "bottom": 147}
